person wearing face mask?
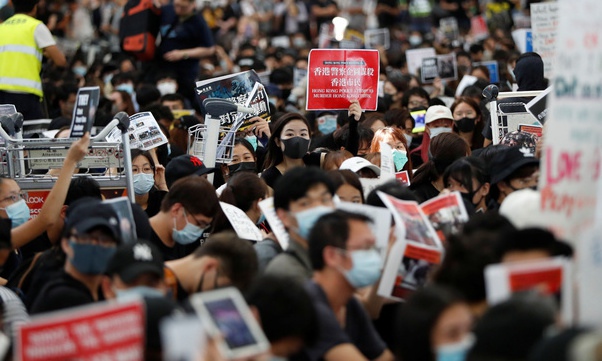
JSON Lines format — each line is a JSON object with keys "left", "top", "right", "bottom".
{"left": 261, "top": 167, "right": 336, "bottom": 281}
{"left": 220, "top": 138, "right": 259, "bottom": 182}
{"left": 109, "top": 90, "right": 136, "bottom": 116}
{"left": 149, "top": 176, "right": 219, "bottom": 261}
{"left": 396, "top": 286, "right": 474, "bottom": 361}
{"left": 410, "top": 133, "right": 471, "bottom": 203}
{"left": 131, "top": 150, "right": 169, "bottom": 217}
{"left": 261, "top": 113, "right": 319, "bottom": 189}
{"left": 443, "top": 157, "right": 490, "bottom": 214}
{"left": 451, "top": 97, "right": 484, "bottom": 151}
{"left": 291, "top": 210, "right": 393, "bottom": 361}
{"left": 370, "top": 127, "right": 414, "bottom": 177}
{"left": 410, "top": 105, "right": 455, "bottom": 168}
{"left": 164, "top": 232, "right": 258, "bottom": 302}
{"left": 29, "top": 198, "right": 122, "bottom": 314}
{"left": 102, "top": 241, "right": 167, "bottom": 302}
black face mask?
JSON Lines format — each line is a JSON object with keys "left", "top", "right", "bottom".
{"left": 228, "top": 161, "right": 257, "bottom": 175}
{"left": 455, "top": 117, "right": 477, "bottom": 133}
{"left": 383, "top": 94, "right": 394, "bottom": 108}
{"left": 281, "top": 137, "right": 310, "bottom": 159}
{"left": 281, "top": 88, "right": 292, "bottom": 102}
{"left": 409, "top": 106, "right": 427, "bottom": 112}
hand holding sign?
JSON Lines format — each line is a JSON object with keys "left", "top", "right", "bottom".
{"left": 66, "top": 132, "right": 90, "bottom": 166}
{"left": 348, "top": 100, "right": 362, "bottom": 121}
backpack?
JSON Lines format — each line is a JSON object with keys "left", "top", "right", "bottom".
{"left": 119, "top": 0, "right": 161, "bottom": 61}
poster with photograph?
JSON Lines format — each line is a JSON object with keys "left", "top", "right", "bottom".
{"left": 421, "top": 54, "right": 457, "bottom": 84}
{"left": 364, "top": 28, "right": 390, "bottom": 49}
{"left": 420, "top": 192, "right": 469, "bottom": 243}
{"left": 406, "top": 47, "right": 436, "bottom": 76}
{"left": 378, "top": 239, "right": 443, "bottom": 301}
{"left": 106, "top": 112, "right": 168, "bottom": 151}
{"left": 103, "top": 196, "right": 137, "bottom": 244}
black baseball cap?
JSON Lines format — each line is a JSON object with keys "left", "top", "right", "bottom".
{"left": 105, "top": 241, "right": 164, "bottom": 283}
{"left": 490, "top": 146, "right": 540, "bottom": 185}
{"left": 165, "top": 154, "right": 216, "bottom": 188}
{"left": 64, "top": 197, "right": 121, "bottom": 242}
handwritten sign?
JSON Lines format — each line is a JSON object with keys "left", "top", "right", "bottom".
{"left": 538, "top": 0, "right": 602, "bottom": 245}
{"left": 69, "top": 87, "right": 100, "bottom": 138}
{"left": 219, "top": 202, "right": 263, "bottom": 242}
{"left": 258, "top": 198, "right": 289, "bottom": 250}
{"left": 306, "top": 49, "right": 380, "bottom": 111}
{"left": 16, "top": 300, "right": 144, "bottom": 361}
{"left": 531, "top": 2, "right": 559, "bottom": 78}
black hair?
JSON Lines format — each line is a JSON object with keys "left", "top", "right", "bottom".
{"left": 366, "top": 180, "right": 418, "bottom": 207}
{"left": 136, "top": 84, "right": 161, "bottom": 109}
{"left": 233, "top": 137, "right": 256, "bottom": 159}
{"left": 56, "top": 83, "right": 79, "bottom": 102}
{"left": 193, "top": 232, "right": 258, "bottom": 292}
{"left": 64, "top": 177, "right": 102, "bottom": 206}
{"left": 131, "top": 149, "right": 156, "bottom": 170}
{"left": 496, "top": 228, "right": 573, "bottom": 261}
{"left": 161, "top": 176, "right": 219, "bottom": 217}
{"left": 160, "top": 93, "right": 186, "bottom": 105}
{"left": 269, "top": 67, "right": 293, "bottom": 85}
{"left": 219, "top": 172, "right": 267, "bottom": 213}
{"left": 308, "top": 210, "right": 372, "bottom": 271}
{"left": 263, "top": 113, "right": 312, "bottom": 170}
{"left": 475, "top": 144, "right": 509, "bottom": 167}
{"left": 333, "top": 125, "right": 374, "bottom": 152}
{"left": 395, "top": 286, "right": 466, "bottom": 361}
{"left": 13, "top": 0, "right": 39, "bottom": 13}
{"left": 141, "top": 104, "right": 174, "bottom": 123}
{"left": 401, "top": 87, "right": 430, "bottom": 108}
{"left": 110, "top": 72, "right": 136, "bottom": 86}
{"left": 469, "top": 44, "right": 484, "bottom": 55}
{"left": 273, "top": 167, "right": 335, "bottom": 211}
{"left": 412, "top": 133, "right": 470, "bottom": 187}
{"left": 443, "top": 156, "right": 489, "bottom": 195}
{"left": 245, "top": 275, "right": 319, "bottom": 347}
{"left": 327, "top": 169, "right": 364, "bottom": 204}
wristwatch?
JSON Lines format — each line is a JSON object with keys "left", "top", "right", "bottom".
{"left": 183, "top": 52, "right": 189, "bottom": 60}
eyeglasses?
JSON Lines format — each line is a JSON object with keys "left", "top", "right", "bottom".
{"left": 184, "top": 209, "right": 211, "bottom": 229}
{"left": 70, "top": 232, "right": 116, "bottom": 246}
{"left": 0, "top": 191, "right": 26, "bottom": 204}
{"left": 408, "top": 100, "right": 429, "bottom": 108}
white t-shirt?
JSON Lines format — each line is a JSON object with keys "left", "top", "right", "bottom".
{"left": 33, "top": 23, "right": 56, "bottom": 49}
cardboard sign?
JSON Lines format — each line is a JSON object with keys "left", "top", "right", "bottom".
{"left": 531, "top": 2, "right": 559, "bottom": 78}
{"left": 485, "top": 257, "right": 573, "bottom": 324}
{"left": 379, "top": 142, "right": 395, "bottom": 179}
{"left": 396, "top": 171, "right": 410, "bottom": 186}
{"left": 336, "top": 201, "right": 392, "bottom": 258}
{"left": 69, "top": 87, "right": 100, "bottom": 138}
{"left": 15, "top": 300, "right": 145, "bottom": 361}
{"left": 0, "top": 104, "right": 16, "bottom": 116}
{"left": 474, "top": 61, "right": 500, "bottom": 84}
{"left": 306, "top": 49, "right": 380, "bottom": 111}
{"left": 439, "top": 17, "right": 459, "bottom": 42}
{"left": 364, "top": 28, "right": 390, "bottom": 50}
{"left": 420, "top": 192, "right": 469, "bottom": 243}
{"left": 512, "top": 28, "right": 533, "bottom": 53}
{"left": 106, "top": 112, "right": 167, "bottom": 151}
{"left": 421, "top": 54, "right": 457, "bottom": 84}
{"left": 538, "top": 0, "right": 602, "bottom": 245}
{"left": 219, "top": 202, "right": 263, "bottom": 242}
{"left": 470, "top": 15, "right": 489, "bottom": 41}
{"left": 406, "top": 47, "right": 436, "bottom": 76}
{"left": 455, "top": 75, "right": 478, "bottom": 97}
{"left": 526, "top": 86, "right": 552, "bottom": 124}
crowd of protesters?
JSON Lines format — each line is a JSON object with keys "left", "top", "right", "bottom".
{"left": 0, "top": 0, "right": 597, "bottom": 360}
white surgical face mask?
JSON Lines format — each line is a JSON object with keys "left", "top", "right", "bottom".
{"left": 429, "top": 127, "right": 453, "bottom": 139}
{"left": 157, "top": 81, "right": 177, "bottom": 96}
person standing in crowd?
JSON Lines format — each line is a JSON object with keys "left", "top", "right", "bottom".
{"left": 260, "top": 167, "right": 335, "bottom": 281}
{"left": 149, "top": 176, "right": 219, "bottom": 260}
{"left": 293, "top": 210, "right": 393, "bottom": 361}
{"left": 29, "top": 198, "right": 122, "bottom": 314}
{"left": 0, "top": 0, "right": 66, "bottom": 120}
{"left": 158, "top": 0, "right": 215, "bottom": 109}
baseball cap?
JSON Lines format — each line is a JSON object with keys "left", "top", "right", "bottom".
{"left": 340, "top": 157, "right": 381, "bottom": 177}
{"left": 105, "top": 241, "right": 164, "bottom": 283}
{"left": 489, "top": 146, "right": 540, "bottom": 185}
{"left": 165, "top": 154, "right": 216, "bottom": 188}
{"left": 425, "top": 105, "right": 454, "bottom": 124}
{"left": 64, "top": 197, "right": 121, "bottom": 242}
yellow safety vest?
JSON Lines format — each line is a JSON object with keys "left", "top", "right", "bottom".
{"left": 0, "top": 14, "right": 44, "bottom": 98}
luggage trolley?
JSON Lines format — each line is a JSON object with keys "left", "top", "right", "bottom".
{"left": 0, "top": 112, "right": 135, "bottom": 213}
{"left": 482, "top": 85, "right": 544, "bottom": 145}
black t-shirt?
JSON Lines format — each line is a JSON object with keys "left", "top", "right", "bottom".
{"left": 20, "top": 232, "right": 53, "bottom": 263}
{"left": 292, "top": 281, "right": 386, "bottom": 361}
{"left": 377, "top": 0, "right": 399, "bottom": 28}
{"left": 145, "top": 189, "right": 168, "bottom": 218}
{"left": 30, "top": 270, "right": 98, "bottom": 314}
{"left": 310, "top": 0, "right": 338, "bottom": 30}
{"left": 261, "top": 152, "right": 322, "bottom": 189}
{"left": 410, "top": 182, "right": 440, "bottom": 203}
{"left": 149, "top": 228, "right": 199, "bottom": 261}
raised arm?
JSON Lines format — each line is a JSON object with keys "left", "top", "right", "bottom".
{"left": 11, "top": 133, "right": 90, "bottom": 249}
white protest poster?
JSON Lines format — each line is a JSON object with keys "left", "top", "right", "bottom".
{"left": 0, "top": 104, "right": 16, "bottom": 116}
{"left": 258, "top": 198, "right": 289, "bottom": 250}
{"left": 106, "top": 112, "right": 168, "bottom": 151}
{"left": 512, "top": 28, "right": 533, "bottom": 53}
{"left": 160, "top": 315, "right": 206, "bottom": 361}
{"left": 379, "top": 141, "right": 395, "bottom": 180}
{"left": 364, "top": 28, "right": 390, "bottom": 49}
{"left": 538, "top": 0, "right": 602, "bottom": 245}
{"left": 406, "top": 47, "right": 436, "bottom": 76}
{"left": 531, "top": 2, "right": 559, "bottom": 78}
{"left": 336, "top": 201, "right": 392, "bottom": 257}
{"left": 219, "top": 202, "right": 263, "bottom": 242}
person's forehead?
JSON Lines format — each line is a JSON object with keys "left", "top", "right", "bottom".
{"left": 0, "top": 179, "right": 19, "bottom": 193}
{"left": 347, "top": 219, "right": 373, "bottom": 245}
{"left": 132, "top": 155, "right": 151, "bottom": 164}
{"left": 409, "top": 94, "right": 427, "bottom": 101}
{"left": 233, "top": 144, "right": 252, "bottom": 156}
{"left": 282, "top": 120, "right": 308, "bottom": 132}
{"left": 300, "top": 184, "right": 330, "bottom": 199}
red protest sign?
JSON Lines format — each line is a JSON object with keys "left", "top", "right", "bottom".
{"left": 306, "top": 49, "right": 380, "bottom": 111}
{"left": 16, "top": 300, "right": 145, "bottom": 361}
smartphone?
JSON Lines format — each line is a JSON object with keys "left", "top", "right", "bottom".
{"left": 190, "top": 287, "right": 270, "bottom": 360}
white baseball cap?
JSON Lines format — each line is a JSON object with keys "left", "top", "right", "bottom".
{"left": 425, "top": 105, "right": 454, "bottom": 124}
{"left": 340, "top": 157, "right": 381, "bottom": 177}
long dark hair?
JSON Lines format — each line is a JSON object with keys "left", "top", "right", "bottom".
{"left": 262, "top": 113, "right": 312, "bottom": 171}
{"left": 451, "top": 97, "right": 485, "bottom": 149}
{"left": 443, "top": 156, "right": 489, "bottom": 194}
{"left": 412, "top": 133, "right": 470, "bottom": 187}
